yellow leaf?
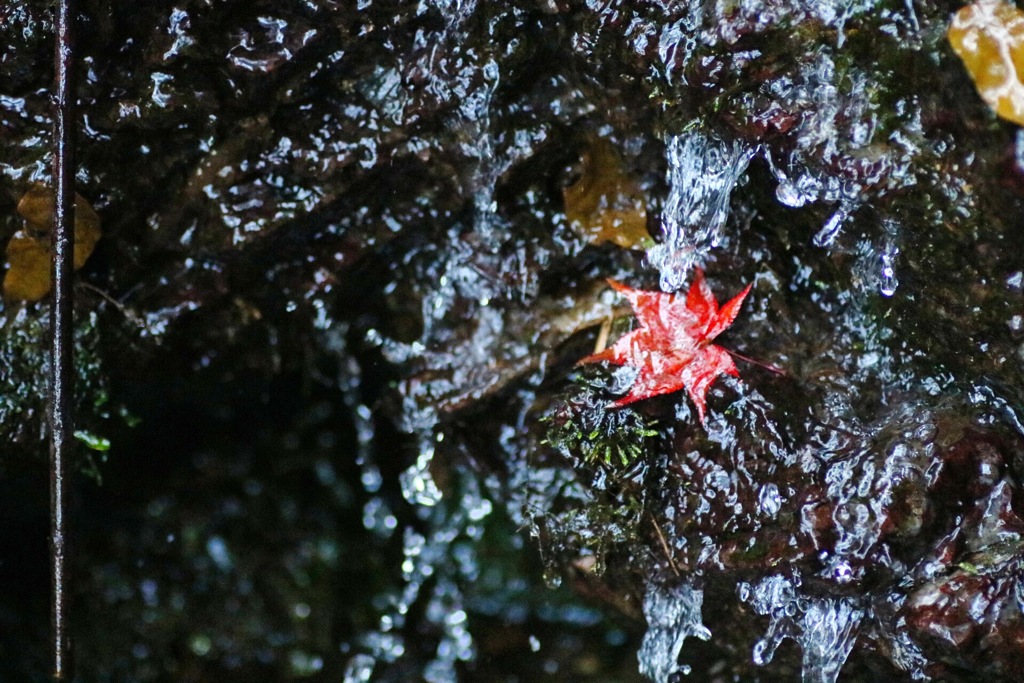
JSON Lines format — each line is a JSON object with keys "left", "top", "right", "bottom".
{"left": 3, "top": 185, "right": 101, "bottom": 302}
{"left": 3, "top": 232, "right": 53, "bottom": 303}
{"left": 563, "top": 136, "right": 650, "bottom": 250}
{"left": 949, "top": 0, "right": 1024, "bottom": 126}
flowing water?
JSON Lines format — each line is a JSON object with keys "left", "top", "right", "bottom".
{"left": 637, "top": 581, "right": 711, "bottom": 682}
{"left": 744, "top": 576, "right": 864, "bottom": 683}
{"left": 647, "top": 131, "right": 753, "bottom": 292}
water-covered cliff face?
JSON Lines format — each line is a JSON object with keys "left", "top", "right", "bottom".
{"left": 4, "top": 0, "right": 1024, "bottom": 681}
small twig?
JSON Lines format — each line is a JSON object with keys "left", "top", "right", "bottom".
{"left": 593, "top": 316, "right": 612, "bottom": 354}
{"left": 726, "top": 349, "right": 786, "bottom": 376}
{"left": 77, "top": 281, "right": 123, "bottom": 309}
{"left": 647, "top": 512, "right": 680, "bottom": 577}
{"left": 77, "top": 281, "right": 151, "bottom": 332}
{"left": 808, "top": 415, "right": 861, "bottom": 440}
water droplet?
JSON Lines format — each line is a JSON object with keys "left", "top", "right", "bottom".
{"left": 289, "top": 650, "right": 324, "bottom": 675}
{"left": 879, "top": 249, "right": 898, "bottom": 296}
{"left": 1015, "top": 128, "right": 1024, "bottom": 174}
{"left": 543, "top": 571, "right": 562, "bottom": 589}
{"left": 362, "top": 497, "right": 397, "bottom": 538}
{"left": 189, "top": 633, "right": 212, "bottom": 657}
{"left": 758, "top": 483, "right": 782, "bottom": 518}
{"left": 150, "top": 72, "right": 173, "bottom": 108}
{"left": 343, "top": 653, "right": 375, "bottom": 683}
{"left": 831, "top": 561, "right": 853, "bottom": 584}
{"left": 814, "top": 203, "right": 854, "bottom": 246}
{"left": 752, "top": 638, "right": 773, "bottom": 666}
{"left": 776, "top": 180, "right": 808, "bottom": 208}
{"left": 399, "top": 446, "right": 443, "bottom": 506}
{"left": 205, "top": 536, "right": 233, "bottom": 571}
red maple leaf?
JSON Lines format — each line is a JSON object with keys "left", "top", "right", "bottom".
{"left": 579, "top": 269, "right": 752, "bottom": 422}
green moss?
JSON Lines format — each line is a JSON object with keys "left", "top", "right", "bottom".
{"left": 541, "top": 369, "right": 659, "bottom": 468}
{"left": 0, "top": 305, "right": 116, "bottom": 471}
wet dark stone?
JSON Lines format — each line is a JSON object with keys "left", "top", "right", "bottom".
{"left": 4, "top": 0, "right": 1024, "bottom": 681}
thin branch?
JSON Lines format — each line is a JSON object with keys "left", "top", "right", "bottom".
{"left": 50, "top": 0, "right": 78, "bottom": 678}
{"left": 77, "top": 281, "right": 152, "bottom": 333}
{"left": 647, "top": 512, "right": 680, "bottom": 577}
{"left": 593, "top": 316, "right": 612, "bottom": 354}
{"left": 726, "top": 348, "right": 786, "bottom": 376}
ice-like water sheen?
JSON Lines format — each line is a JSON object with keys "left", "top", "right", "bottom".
{"left": 648, "top": 131, "right": 752, "bottom": 292}
{"left": 748, "top": 575, "right": 801, "bottom": 666}
{"left": 460, "top": 57, "right": 503, "bottom": 245}
{"left": 876, "top": 227, "right": 901, "bottom": 296}
{"left": 427, "top": 0, "right": 479, "bottom": 31}
{"left": 879, "top": 249, "right": 898, "bottom": 296}
{"left": 745, "top": 576, "right": 863, "bottom": 683}
{"left": 413, "top": 0, "right": 509, "bottom": 248}
{"left": 800, "top": 598, "right": 863, "bottom": 683}
{"left": 814, "top": 201, "right": 856, "bottom": 247}
{"left": 637, "top": 580, "right": 712, "bottom": 682}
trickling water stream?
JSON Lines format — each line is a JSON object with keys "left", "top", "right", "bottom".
{"left": 647, "top": 131, "right": 752, "bottom": 291}
{"left": 637, "top": 581, "right": 711, "bottom": 682}
{"left": 744, "top": 576, "right": 864, "bottom": 683}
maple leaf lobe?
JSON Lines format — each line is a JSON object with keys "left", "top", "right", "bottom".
{"left": 579, "top": 269, "right": 751, "bottom": 422}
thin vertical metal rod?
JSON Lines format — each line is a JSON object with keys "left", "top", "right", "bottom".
{"left": 50, "top": 0, "right": 78, "bottom": 678}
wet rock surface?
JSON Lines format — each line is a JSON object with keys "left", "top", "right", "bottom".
{"left": 3, "top": 0, "right": 1024, "bottom": 681}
